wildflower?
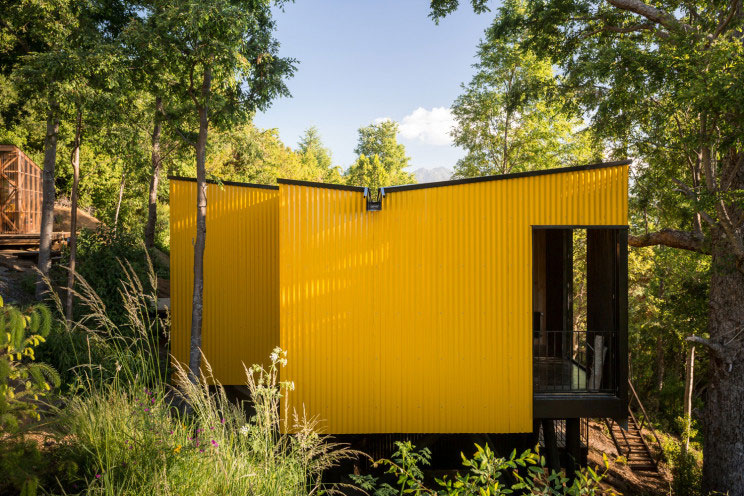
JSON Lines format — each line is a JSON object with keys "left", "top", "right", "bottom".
{"left": 174, "top": 445, "right": 182, "bottom": 453}
{"left": 95, "top": 474, "right": 101, "bottom": 479}
{"left": 220, "top": 418, "right": 225, "bottom": 424}
{"left": 144, "top": 408, "right": 150, "bottom": 412}
{"left": 239, "top": 425, "right": 249, "bottom": 436}
{"left": 270, "top": 352, "right": 278, "bottom": 362}
{"left": 211, "top": 440, "right": 218, "bottom": 448}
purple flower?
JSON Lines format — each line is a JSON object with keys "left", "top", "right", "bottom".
{"left": 220, "top": 418, "right": 225, "bottom": 424}
{"left": 144, "top": 408, "right": 150, "bottom": 412}
{"left": 196, "top": 428, "right": 202, "bottom": 434}
{"left": 211, "top": 440, "right": 218, "bottom": 447}
{"left": 199, "top": 449, "right": 204, "bottom": 453}
{"left": 95, "top": 474, "right": 101, "bottom": 479}
{"left": 169, "top": 430, "right": 173, "bottom": 435}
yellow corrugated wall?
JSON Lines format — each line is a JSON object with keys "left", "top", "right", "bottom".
{"left": 170, "top": 179, "right": 279, "bottom": 384}
{"left": 280, "top": 165, "right": 628, "bottom": 434}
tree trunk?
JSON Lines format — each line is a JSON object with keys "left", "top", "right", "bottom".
{"left": 65, "top": 109, "right": 82, "bottom": 324}
{"left": 144, "top": 96, "right": 163, "bottom": 249}
{"left": 702, "top": 230, "right": 744, "bottom": 494}
{"left": 683, "top": 344, "right": 695, "bottom": 453}
{"left": 188, "top": 67, "right": 211, "bottom": 381}
{"left": 114, "top": 165, "right": 126, "bottom": 235}
{"left": 655, "top": 333, "right": 665, "bottom": 392}
{"left": 35, "top": 109, "right": 59, "bottom": 300}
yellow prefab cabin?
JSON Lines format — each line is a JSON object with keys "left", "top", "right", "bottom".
{"left": 170, "top": 161, "right": 630, "bottom": 437}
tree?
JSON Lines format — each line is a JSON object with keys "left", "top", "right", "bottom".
{"left": 345, "top": 154, "right": 389, "bottom": 191}
{"left": 0, "top": 0, "right": 75, "bottom": 299}
{"left": 142, "top": 0, "right": 295, "bottom": 381}
{"left": 432, "top": 0, "right": 744, "bottom": 491}
{"left": 351, "top": 121, "right": 415, "bottom": 186}
{"left": 298, "top": 126, "right": 332, "bottom": 168}
{"left": 451, "top": 28, "right": 599, "bottom": 177}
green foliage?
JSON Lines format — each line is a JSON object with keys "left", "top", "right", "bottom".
{"left": 451, "top": 19, "right": 600, "bottom": 177}
{"left": 346, "top": 154, "right": 390, "bottom": 194}
{"left": 54, "top": 227, "right": 167, "bottom": 329}
{"left": 352, "top": 441, "right": 614, "bottom": 496}
{"left": 60, "top": 346, "right": 354, "bottom": 494}
{"left": 663, "top": 419, "right": 703, "bottom": 496}
{"left": 0, "top": 299, "right": 60, "bottom": 433}
{"left": 349, "top": 121, "right": 415, "bottom": 186}
{"left": 628, "top": 241, "right": 709, "bottom": 428}
{"left": 298, "top": 126, "right": 342, "bottom": 182}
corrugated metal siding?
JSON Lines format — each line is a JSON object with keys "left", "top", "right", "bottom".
{"left": 280, "top": 165, "right": 628, "bottom": 434}
{"left": 170, "top": 179, "right": 279, "bottom": 384}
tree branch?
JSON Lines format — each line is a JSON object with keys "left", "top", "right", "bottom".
{"left": 711, "top": 0, "right": 740, "bottom": 40}
{"left": 606, "top": 0, "right": 695, "bottom": 33}
{"left": 686, "top": 335, "right": 732, "bottom": 364}
{"left": 629, "top": 228, "right": 708, "bottom": 253}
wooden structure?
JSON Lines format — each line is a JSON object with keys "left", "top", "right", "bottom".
{"left": 0, "top": 145, "right": 43, "bottom": 234}
{"left": 169, "top": 161, "right": 629, "bottom": 440}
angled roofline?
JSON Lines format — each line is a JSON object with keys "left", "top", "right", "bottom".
{"left": 167, "top": 175, "right": 279, "bottom": 190}
{"left": 169, "top": 160, "right": 631, "bottom": 194}
{"left": 276, "top": 178, "right": 366, "bottom": 192}
{"left": 384, "top": 160, "right": 632, "bottom": 193}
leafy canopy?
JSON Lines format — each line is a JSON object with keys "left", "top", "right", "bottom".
{"left": 451, "top": 20, "right": 600, "bottom": 177}
{"left": 350, "top": 121, "right": 414, "bottom": 186}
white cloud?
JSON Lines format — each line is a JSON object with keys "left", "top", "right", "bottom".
{"left": 373, "top": 116, "right": 392, "bottom": 125}
{"left": 399, "top": 107, "right": 455, "bottom": 146}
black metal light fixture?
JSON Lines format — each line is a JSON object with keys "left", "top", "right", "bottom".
{"left": 364, "top": 187, "right": 385, "bottom": 211}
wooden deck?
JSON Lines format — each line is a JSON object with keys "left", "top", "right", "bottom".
{"left": 0, "top": 232, "right": 69, "bottom": 249}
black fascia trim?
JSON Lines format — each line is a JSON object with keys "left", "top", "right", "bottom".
{"left": 532, "top": 225, "right": 629, "bottom": 230}
{"left": 167, "top": 175, "right": 279, "bottom": 190}
{"left": 276, "top": 178, "right": 366, "bottom": 192}
{"left": 384, "top": 160, "right": 632, "bottom": 193}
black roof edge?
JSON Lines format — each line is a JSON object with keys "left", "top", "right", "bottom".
{"left": 276, "top": 178, "right": 366, "bottom": 192}
{"left": 167, "top": 175, "right": 279, "bottom": 190}
{"left": 385, "top": 160, "right": 632, "bottom": 193}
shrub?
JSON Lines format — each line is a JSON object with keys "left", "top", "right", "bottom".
{"left": 663, "top": 417, "right": 703, "bottom": 496}
{"left": 55, "top": 227, "right": 168, "bottom": 330}
{"left": 48, "top": 250, "right": 354, "bottom": 495}
{"left": 0, "top": 298, "right": 61, "bottom": 495}
{"left": 59, "top": 351, "right": 356, "bottom": 495}
{"left": 352, "top": 441, "right": 616, "bottom": 496}
{"left": 0, "top": 298, "right": 60, "bottom": 432}
{"left": 39, "top": 249, "right": 168, "bottom": 392}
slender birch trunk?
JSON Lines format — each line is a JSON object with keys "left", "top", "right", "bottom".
{"left": 114, "top": 166, "right": 126, "bottom": 235}
{"left": 188, "top": 67, "right": 212, "bottom": 381}
{"left": 65, "top": 108, "right": 82, "bottom": 324}
{"left": 36, "top": 108, "right": 59, "bottom": 300}
{"left": 145, "top": 96, "right": 163, "bottom": 249}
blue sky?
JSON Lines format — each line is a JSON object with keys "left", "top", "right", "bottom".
{"left": 253, "top": 0, "right": 495, "bottom": 172}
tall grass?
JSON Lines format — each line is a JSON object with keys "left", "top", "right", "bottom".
{"left": 42, "top": 252, "right": 356, "bottom": 495}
